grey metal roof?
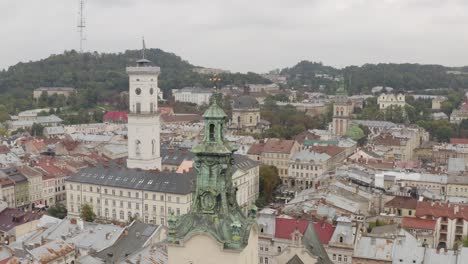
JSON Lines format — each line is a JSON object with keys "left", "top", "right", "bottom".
{"left": 96, "top": 221, "right": 160, "bottom": 263}
{"left": 66, "top": 166, "right": 195, "bottom": 195}
{"left": 233, "top": 154, "right": 259, "bottom": 171}
{"left": 161, "top": 148, "right": 194, "bottom": 166}
{"left": 232, "top": 95, "right": 259, "bottom": 109}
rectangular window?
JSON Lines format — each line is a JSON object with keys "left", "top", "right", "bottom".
{"left": 136, "top": 203, "right": 140, "bottom": 210}
{"left": 128, "top": 192, "right": 131, "bottom": 197}
{"left": 176, "top": 197, "right": 180, "bottom": 203}
{"left": 145, "top": 204, "right": 148, "bottom": 211}
{"left": 145, "top": 193, "right": 148, "bottom": 199}
{"left": 128, "top": 202, "right": 132, "bottom": 209}
{"left": 160, "top": 218, "right": 165, "bottom": 225}
{"left": 104, "top": 189, "right": 107, "bottom": 194}
{"left": 168, "top": 196, "right": 172, "bottom": 202}
{"left": 176, "top": 208, "right": 180, "bottom": 216}
{"left": 153, "top": 194, "right": 156, "bottom": 200}
{"left": 136, "top": 193, "right": 139, "bottom": 199}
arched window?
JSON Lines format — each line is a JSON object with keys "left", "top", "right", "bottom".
{"left": 250, "top": 116, "right": 253, "bottom": 123}
{"left": 277, "top": 246, "right": 281, "bottom": 253}
{"left": 209, "top": 124, "right": 215, "bottom": 141}
{"left": 120, "top": 210, "right": 124, "bottom": 220}
{"left": 150, "top": 102, "right": 154, "bottom": 113}
{"left": 339, "top": 236, "right": 343, "bottom": 243}
{"left": 105, "top": 208, "right": 109, "bottom": 218}
{"left": 152, "top": 139, "right": 156, "bottom": 155}
{"left": 112, "top": 209, "right": 116, "bottom": 220}
{"left": 136, "top": 102, "right": 141, "bottom": 114}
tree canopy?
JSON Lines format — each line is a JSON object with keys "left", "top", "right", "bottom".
{"left": 80, "top": 203, "right": 96, "bottom": 222}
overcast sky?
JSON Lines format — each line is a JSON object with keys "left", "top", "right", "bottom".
{"left": 1, "top": 0, "right": 468, "bottom": 73}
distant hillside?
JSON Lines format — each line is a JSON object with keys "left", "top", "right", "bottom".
{"left": 0, "top": 49, "right": 269, "bottom": 108}
{"left": 280, "top": 60, "right": 468, "bottom": 94}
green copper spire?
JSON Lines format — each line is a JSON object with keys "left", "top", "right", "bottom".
{"left": 167, "top": 98, "right": 255, "bottom": 250}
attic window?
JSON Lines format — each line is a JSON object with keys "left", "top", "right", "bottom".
{"left": 148, "top": 180, "right": 153, "bottom": 184}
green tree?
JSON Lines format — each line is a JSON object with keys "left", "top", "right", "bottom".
{"left": 256, "top": 165, "right": 281, "bottom": 208}
{"left": 462, "top": 236, "right": 468, "bottom": 247}
{"left": 37, "top": 91, "right": 48, "bottom": 108}
{"left": 47, "top": 203, "right": 68, "bottom": 219}
{"left": 80, "top": 203, "right": 96, "bottom": 222}
{"left": 30, "top": 123, "right": 44, "bottom": 137}
{"left": 0, "top": 105, "right": 9, "bottom": 123}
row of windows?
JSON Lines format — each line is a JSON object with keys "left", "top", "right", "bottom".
{"left": 69, "top": 185, "right": 182, "bottom": 203}
{"left": 332, "top": 254, "right": 349, "bottom": 263}
{"left": 291, "top": 164, "right": 322, "bottom": 170}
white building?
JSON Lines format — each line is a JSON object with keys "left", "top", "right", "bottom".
{"left": 126, "top": 58, "right": 162, "bottom": 170}
{"left": 172, "top": 87, "right": 212, "bottom": 106}
{"left": 378, "top": 93, "right": 406, "bottom": 110}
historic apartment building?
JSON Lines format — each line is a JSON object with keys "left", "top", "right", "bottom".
{"left": 66, "top": 166, "right": 194, "bottom": 226}
{"left": 33, "top": 87, "right": 76, "bottom": 100}
{"left": 377, "top": 93, "right": 405, "bottom": 110}
{"left": 260, "top": 139, "right": 300, "bottom": 178}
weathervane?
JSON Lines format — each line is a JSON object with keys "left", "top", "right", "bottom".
{"left": 209, "top": 74, "right": 221, "bottom": 91}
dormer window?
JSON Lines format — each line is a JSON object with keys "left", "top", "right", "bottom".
{"left": 209, "top": 124, "right": 215, "bottom": 141}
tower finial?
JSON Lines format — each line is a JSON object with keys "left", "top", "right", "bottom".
{"left": 142, "top": 36, "right": 146, "bottom": 60}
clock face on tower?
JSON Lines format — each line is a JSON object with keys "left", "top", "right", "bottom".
{"left": 135, "top": 88, "right": 142, "bottom": 95}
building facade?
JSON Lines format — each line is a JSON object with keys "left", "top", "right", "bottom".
{"left": 172, "top": 87, "right": 213, "bottom": 106}
{"left": 377, "top": 93, "right": 405, "bottom": 110}
{"left": 231, "top": 95, "right": 262, "bottom": 133}
{"left": 261, "top": 139, "right": 300, "bottom": 178}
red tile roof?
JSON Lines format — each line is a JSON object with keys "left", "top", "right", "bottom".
{"left": 247, "top": 143, "right": 265, "bottom": 155}
{"left": 0, "top": 208, "right": 44, "bottom": 232}
{"left": 384, "top": 196, "right": 418, "bottom": 210}
{"left": 313, "top": 222, "right": 335, "bottom": 245}
{"left": 415, "top": 201, "right": 468, "bottom": 221}
{"left": 311, "top": 145, "right": 345, "bottom": 157}
{"left": 450, "top": 138, "right": 468, "bottom": 144}
{"left": 401, "top": 217, "right": 436, "bottom": 230}
{"left": 274, "top": 218, "right": 309, "bottom": 240}
{"left": 294, "top": 131, "right": 320, "bottom": 144}
{"left": 263, "top": 139, "right": 296, "bottom": 154}
{"left": 103, "top": 111, "right": 127, "bottom": 122}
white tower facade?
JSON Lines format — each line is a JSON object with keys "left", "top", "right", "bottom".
{"left": 126, "top": 58, "right": 162, "bottom": 170}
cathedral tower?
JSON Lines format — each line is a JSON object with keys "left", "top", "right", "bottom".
{"left": 331, "top": 80, "right": 353, "bottom": 136}
{"left": 126, "top": 43, "right": 161, "bottom": 170}
{"left": 166, "top": 95, "right": 258, "bottom": 264}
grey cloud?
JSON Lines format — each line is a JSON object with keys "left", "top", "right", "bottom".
{"left": 0, "top": 0, "right": 467, "bottom": 73}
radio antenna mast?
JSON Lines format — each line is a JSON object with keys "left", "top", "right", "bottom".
{"left": 77, "top": 0, "right": 86, "bottom": 52}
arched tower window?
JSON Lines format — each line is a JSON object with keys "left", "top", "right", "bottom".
{"left": 237, "top": 116, "right": 241, "bottom": 126}
{"left": 340, "top": 236, "right": 344, "bottom": 243}
{"left": 209, "top": 124, "right": 215, "bottom": 141}
{"left": 150, "top": 102, "right": 154, "bottom": 113}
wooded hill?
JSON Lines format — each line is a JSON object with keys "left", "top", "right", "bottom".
{"left": 281, "top": 60, "right": 468, "bottom": 94}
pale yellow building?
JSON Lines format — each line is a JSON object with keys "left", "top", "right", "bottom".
{"left": 261, "top": 139, "right": 300, "bottom": 177}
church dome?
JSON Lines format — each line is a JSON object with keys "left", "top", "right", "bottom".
{"left": 232, "top": 95, "right": 259, "bottom": 109}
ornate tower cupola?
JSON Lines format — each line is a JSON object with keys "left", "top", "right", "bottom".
{"left": 166, "top": 91, "right": 258, "bottom": 257}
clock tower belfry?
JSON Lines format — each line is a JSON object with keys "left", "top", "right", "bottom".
{"left": 166, "top": 93, "right": 258, "bottom": 264}
{"left": 126, "top": 40, "right": 161, "bottom": 170}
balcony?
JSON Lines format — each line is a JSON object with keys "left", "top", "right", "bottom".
{"left": 455, "top": 227, "right": 463, "bottom": 234}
